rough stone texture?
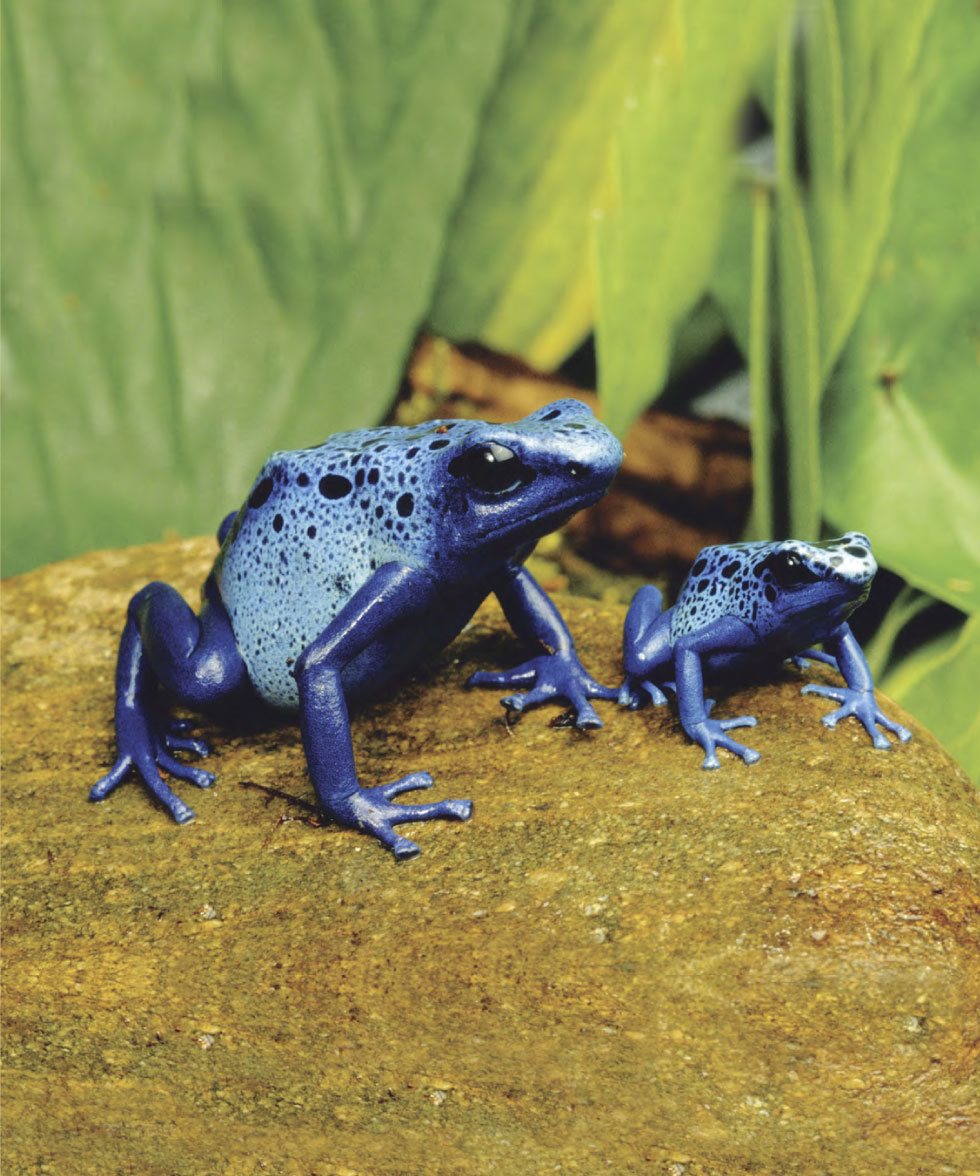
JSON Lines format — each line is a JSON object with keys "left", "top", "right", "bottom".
{"left": 2, "top": 539, "right": 979, "bottom": 1176}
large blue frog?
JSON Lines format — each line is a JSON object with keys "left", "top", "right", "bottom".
{"left": 620, "top": 533, "right": 912, "bottom": 768}
{"left": 91, "top": 401, "right": 623, "bottom": 858}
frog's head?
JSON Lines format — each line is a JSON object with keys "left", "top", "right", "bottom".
{"left": 427, "top": 398, "right": 622, "bottom": 566}
{"left": 752, "top": 532, "right": 877, "bottom": 637}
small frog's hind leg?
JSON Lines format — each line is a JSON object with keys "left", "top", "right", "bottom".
{"left": 217, "top": 511, "right": 238, "bottom": 545}
{"left": 619, "top": 586, "right": 673, "bottom": 708}
{"left": 91, "top": 577, "right": 248, "bottom": 823}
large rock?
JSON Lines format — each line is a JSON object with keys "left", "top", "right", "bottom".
{"left": 2, "top": 540, "right": 978, "bottom": 1175}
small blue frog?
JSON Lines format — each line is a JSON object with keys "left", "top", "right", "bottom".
{"left": 619, "top": 532, "right": 912, "bottom": 768}
{"left": 92, "top": 400, "right": 623, "bottom": 858}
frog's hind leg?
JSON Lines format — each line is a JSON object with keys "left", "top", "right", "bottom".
{"left": 619, "top": 586, "right": 673, "bottom": 708}
{"left": 91, "top": 577, "right": 248, "bottom": 823}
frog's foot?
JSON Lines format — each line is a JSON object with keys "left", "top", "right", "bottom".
{"left": 689, "top": 712, "right": 760, "bottom": 770}
{"left": 469, "top": 654, "right": 616, "bottom": 730}
{"left": 618, "top": 676, "right": 670, "bottom": 709}
{"left": 328, "top": 773, "right": 473, "bottom": 860}
{"left": 90, "top": 706, "right": 215, "bottom": 824}
{"left": 801, "top": 684, "right": 912, "bottom": 749}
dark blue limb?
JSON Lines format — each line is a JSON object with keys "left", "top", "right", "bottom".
{"left": 801, "top": 623, "right": 912, "bottom": 748}
{"left": 467, "top": 564, "right": 616, "bottom": 729}
{"left": 294, "top": 563, "right": 472, "bottom": 859}
{"left": 91, "top": 578, "right": 248, "bottom": 822}
{"left": 619, "top": 586, "right": 673, "bottom": 708}
{"left": 674, "top": 617, "right": 760, "bottom": 769}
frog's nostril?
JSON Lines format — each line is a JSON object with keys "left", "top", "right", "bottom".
{"left": 565, "top": 462, "right": 587, "bottom": 481}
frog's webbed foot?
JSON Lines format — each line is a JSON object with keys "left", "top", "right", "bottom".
{"left": 689, "top": 704, "right": 760, "bottom": 770}
{"left": 328, "top": 773, "right": 472, "bottom": 860}
{"left": 801, "top": 684, "right": 912, "bottom": 749}
{"left": 468, "top": 654, "right": 616, "bottom": 730}
{"left": 90, "top": 707, "right": 215, "bottom": 824}
{"left": 618, "top": 675, "right": 670, "bottom": 709}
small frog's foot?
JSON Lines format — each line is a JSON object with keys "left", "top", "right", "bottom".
{"left": 801, "top": 684, "right": 912, "bottom": 749}
{"left": 91, "top": 708, "right": 216, "bottom": 823}
{"left": 471, "top": 654, "right": 615, "bottom": 730}
{"left": 333, "top": 774, "right": 473, "bottom": 860}
{"left": 689, "top": 716, "right": 760, "bottom": 770}
{"left": 617, "top": 677, "right": 669, "bottom": 709}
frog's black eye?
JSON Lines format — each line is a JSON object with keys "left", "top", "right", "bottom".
{"left": 767, "top": 551, "right": 819, "bottom": 589}
{"left": 448, "top": 443, "right": 532, "bottom": 495}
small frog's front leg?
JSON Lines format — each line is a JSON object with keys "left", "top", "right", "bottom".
{"left": 674, "top": 618, "right": 760, "bottom": 769}
{"left": 467, "top": 565, "right": 616, "bottom": 729}
{"left": 295, "top": 563, "right": 471, "bottom": 860}
{"left": 801, "top": 623, "right": 911, "bottom": 749}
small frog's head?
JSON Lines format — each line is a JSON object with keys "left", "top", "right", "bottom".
{"left": 430, "top": 398, "right": 622, "bottom": 567}
{"left": 752, "top": 532, "right": 877, "bottom": 638}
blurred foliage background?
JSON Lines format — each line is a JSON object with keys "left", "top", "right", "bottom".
{"left": 2, "top": 0, "right": 977, "bottom": 776}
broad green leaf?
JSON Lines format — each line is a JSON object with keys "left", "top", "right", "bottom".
{"left": 594, "top": 0, "right": 786, "bottom": 438}
{"left": 1, "top": 0, "right": 512, "bottom": 575}
{"left": 804, "top": 0, "right": 936, "bottom": 376}
{"left": 774, "top": 8, "right": 821, "bottom": 538}
{"left": 822, "top": 0, "right": 980, "bottom": 614}
{"left": 747, "top": 185, "right": 774, "bottom": 539}
{"left": 882, "top": 614, "right": 980, "bottom": 784}
{"left": 428, "top": 2, "right": 669, "bottom": 371}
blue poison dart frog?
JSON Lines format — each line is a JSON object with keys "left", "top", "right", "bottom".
{"left": 92, "top": 400, "right": 623, "bottom": 858}
{"left": 619, "top": 533, "right": 912, "bottom": 769}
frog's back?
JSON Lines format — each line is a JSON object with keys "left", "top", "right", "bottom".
{"left": 670, "top": 543, "right": 765, "bottom": 639}
{"left": 215, "top": 423, "right": 471, "bottom": 707}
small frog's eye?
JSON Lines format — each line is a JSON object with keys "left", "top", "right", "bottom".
{"left": 448, "top": 443, "right": 532, "bottom": 495}
{"left": 767, "top": 550, "right": 819, "bottom": 588}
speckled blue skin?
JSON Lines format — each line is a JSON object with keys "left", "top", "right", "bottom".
{"left": 620, "top": 533, "right": 912, "bottom": 768}
{"left": 91, "top": 400, "right": 623, "bottom": 858}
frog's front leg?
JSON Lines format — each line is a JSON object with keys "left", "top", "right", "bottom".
{"left": 295, "top": 563, "right": 472, "bottom": 860}
{"left": 801, "top": 623, "right": 912, "bottom": 749}
{"left": 467, "top": 565, "right": 616, "bottom": 730}
{"left": 91, "top": 578, "right": 248, "bottom": 822}
{"left": 674, "top": 618, "right": 760, "bottom": 769}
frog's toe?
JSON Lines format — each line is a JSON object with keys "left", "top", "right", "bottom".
{"left": 619, "top": 679, "right": 669, "bottom": 708}
{"left": 90, "top": 756, "right": 133, "bottom": 802}
{"left": 572, "top": 701, "right": 603, "bottom": 730}
{"left": 802, "top": 683, "right": 845, "bottom": 704}
{"left": 164, "top": 733, "right": 211, "bottom": 758}
{"left": 157, "top": 752, "right": 216, "bottom": 789}
{"left": 719, "top": 715, "right": 757, "bottom": 732}
{"left": 468, "top": 666, "right": 535, "bottom": 690}
{"left": 377, "top": 771, "right": 434, "bottom": 800}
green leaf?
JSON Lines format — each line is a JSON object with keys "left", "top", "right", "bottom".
{"left": 804, "top": 0, "right": 936, "bottom": 376}
{"left": 822, "top": 0, "right": 980, "bottom": 614}
{"left": 1, "top": 0, "right": 512, "bottom": 575}
{"left": 428, "top": 2, "right": 669, "bottom": 370}
{"left": 774, "top": 10, "right": 821, "bottom": 537}
{"left": 747, "top": 185, "right": 774, "bottom": 539}
{"left": 882, "top": 614, "right": 980, "bottom": 784}
{"left": 594, "top": 0, "right": 785, "bottom": 438}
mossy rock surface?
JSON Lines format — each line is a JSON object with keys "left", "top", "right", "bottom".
{"left": 3, "top": 540, "right": 978, "bottom": 1176}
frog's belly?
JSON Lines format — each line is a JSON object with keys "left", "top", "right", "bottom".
{"left": 218, "top": 549, "right": 481, "bottom": 710}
